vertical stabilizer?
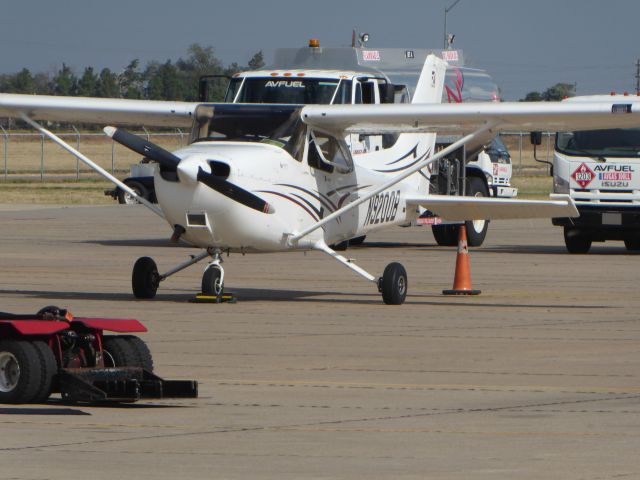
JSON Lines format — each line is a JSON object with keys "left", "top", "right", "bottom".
{"left": 412, "top": 54, "right": 447, "bottom": 104}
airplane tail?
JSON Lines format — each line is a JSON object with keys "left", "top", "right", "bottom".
{"left": 400, "top": 54, "right": 447, "bottom": 193}
{"left": 412, "top": 54, "right": 448, "bottom": 104}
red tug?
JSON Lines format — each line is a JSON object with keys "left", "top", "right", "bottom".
{"left": 0, "top": 306, "right": 197, "bottom": 403}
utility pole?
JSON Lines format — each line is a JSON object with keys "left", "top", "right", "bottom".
{"left": 635, "top": 59, "right": 640, "bottom": 95}
{"left": 443, "top": 0, "right": 462, "bottom": 49}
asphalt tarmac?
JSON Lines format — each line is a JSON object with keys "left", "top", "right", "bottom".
{"left": 0, "top": 204, "right": 639, "bottom": 479}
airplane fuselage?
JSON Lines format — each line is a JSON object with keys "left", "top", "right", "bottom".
{"left": 156, "top": 141, "right": 419, "bottom": 252}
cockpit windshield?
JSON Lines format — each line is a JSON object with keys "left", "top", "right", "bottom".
{"left": 191, "top": 104, "right": 306, "bottom": 157}
{"left": 226, "top": 77, "right": 351, "bottom": 104}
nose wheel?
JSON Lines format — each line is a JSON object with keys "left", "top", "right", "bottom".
{"left": 202, "top": 264, "right": 224, "bottom": 296}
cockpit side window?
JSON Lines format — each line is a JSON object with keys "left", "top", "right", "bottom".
{"left": 307, "top": 130, "right": 353, "bottom": 174}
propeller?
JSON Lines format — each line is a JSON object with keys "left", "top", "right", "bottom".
{"left": 197, "top": 167, "right": 275, "bottom": 214}
{"left": 104, "top": 126, "right": 274, "bottom": 215}
{"left": 104, "top": 126, "right": 181, "bottom": 172}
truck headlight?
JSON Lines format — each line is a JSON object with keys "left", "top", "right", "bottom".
{"left": 553, "top": 174, "right": 569, "bottom": 194}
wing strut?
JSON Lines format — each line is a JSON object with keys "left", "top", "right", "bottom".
{"left": 288, "top": 122, "right": 496, "bottom": 244}
{"left": 19, "top": 114, "right": 165, "bottom": 219}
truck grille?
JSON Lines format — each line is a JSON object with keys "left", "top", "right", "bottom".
{"left": 572, "top": 189, "right": 640, "bottom": 205}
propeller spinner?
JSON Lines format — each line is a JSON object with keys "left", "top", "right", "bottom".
{"left": 104, "top": 126, "right": 274, "bottom": 214}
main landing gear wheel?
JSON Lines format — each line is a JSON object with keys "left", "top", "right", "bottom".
{"left": 132, "top": 256, "right": 160, "bottom": 299}
{"left": 202, "top": 266, "right": 224, "bottom": 296}
{"left": 378, "top": 262, "right": 408, "bottom": 305}
{"left": 118, "top": 180, "right": 148, "bottom": 205}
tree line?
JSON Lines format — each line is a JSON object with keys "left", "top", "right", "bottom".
{"left": 2, "top": 43, "right": 576, "bottom": 104}
{"left": 520, "top": 83, "right": 576, "bottom": 102}
{"left": 0, "top": 43, "right": 264, "bottom": 102}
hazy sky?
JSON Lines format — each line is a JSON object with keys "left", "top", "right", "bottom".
{"left": 1, "top": 0, "right": 639, "bottom": 100}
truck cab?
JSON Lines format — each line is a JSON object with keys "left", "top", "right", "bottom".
{"left": 550, "top": 94, "right": 640, "bottom": 253}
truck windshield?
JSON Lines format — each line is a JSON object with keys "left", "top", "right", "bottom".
{"left": 556, "top": 129, "right": 640, "bottom": 158}
{"left": 227, "top": 77, "right": 349, "bottom": 104}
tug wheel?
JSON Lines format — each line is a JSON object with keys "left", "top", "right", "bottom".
{"left": 30, "top": 341, "right": 58, "bottom": 403}
{"left": 132, "top": 256, "right": 160, "bottom": 299}
{"left": 103, "top": 336, "right": 140, "bottom": 368}
{"left": 122, "top": 336, "right": 154, "bottom": 372}
{"left": 378, "top": 262, "right": 408, "bottom": 305}
{"left": 0, "top": 340, "right": 45, "bottom": 404}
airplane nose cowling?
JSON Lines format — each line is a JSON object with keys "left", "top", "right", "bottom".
{"left": 177, "top": 158, "right": 274, "bottom": 215}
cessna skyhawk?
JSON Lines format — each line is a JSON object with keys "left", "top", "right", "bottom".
{"left": 1, "top": 55, "right": 637, "bottom": 304}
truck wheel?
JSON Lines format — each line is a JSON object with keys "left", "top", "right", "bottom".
{"left": 432, "top": 225, "right": 458, "bottom": 246}
{"left": 465, "top": 176, "right": 489, "bottom": 247}
{"left": 118, "top": 181, "right": 148, "bottom": 205}
{"left": 0, "top": 340, "right": 43, "bottom": 404}
{"left": 379, "top": 262, "right": 408, "bottom": 305}
{"left": 624, "top": 238, "right": 640, "bottom": 251}
{"left": 103, "top": 336, "right": 140, "bottom": 368}
{"left": 30, "top": 341, "right": 58, "bottom": 403}
{"left": 132, "top": 257, "right": 159, "bottom": 299}
{"left": 564, "top": 227, "right": 592, "bottom": 254}
{"left": 122, "top": 336, "right": 154, "bottom": 372}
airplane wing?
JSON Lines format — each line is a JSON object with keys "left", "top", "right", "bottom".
{"left": 301, "top": 100, "right": 640, "bottom": 135}
{"left": 0, "top": 93, "right": 198, "bottom": 127}
{"left": 405, "top": 194, "right": 578, "bottom": 221}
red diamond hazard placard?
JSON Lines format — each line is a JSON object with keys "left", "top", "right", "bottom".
{"left": 571, "top": 163, "right": 594, "bottom": 188}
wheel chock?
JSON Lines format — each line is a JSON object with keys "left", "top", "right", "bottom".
{"left": 190, "top": 292, "right": 237, "bottom": 304}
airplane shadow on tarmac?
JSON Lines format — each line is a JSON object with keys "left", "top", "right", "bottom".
{"left": 0, "top": 287, "right": 610, "bottom": 310}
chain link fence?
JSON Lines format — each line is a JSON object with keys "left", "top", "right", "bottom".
{"left": 0, "top": 129, "right": 553, "bottom": 181}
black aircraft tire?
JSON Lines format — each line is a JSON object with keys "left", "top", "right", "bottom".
{"left": 202, "top": 267, "right": 223, "bottom": 296}
{"left": 379, "top": 262, "right": 408, "bottom": 305}
{"left": 132, "top": 257, "right": 159, "bottom": 299}
{"left": 118, "top": 181, "right": 148, "bottom": 205}
{"left": 29, "top": 341, "right": 58, "bottom": 403}
{"left": 465, "top": 176, "right": 490, "bottom": 247}
{"left": 0, "top": 340, "right": 44, "bottom": 404}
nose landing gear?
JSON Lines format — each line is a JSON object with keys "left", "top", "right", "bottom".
{"left": 131, "top": 250, "right": 212, "bottom": 299}
{"left": 201, "top": 250, "right": 224, "bottom": 296}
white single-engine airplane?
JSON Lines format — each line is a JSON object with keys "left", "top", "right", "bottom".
{"left": 1, "top": 55, "right": 638, "bottom": 304}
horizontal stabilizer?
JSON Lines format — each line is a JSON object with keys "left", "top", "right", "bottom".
{"left": 406, "top": 194, "right": 578, "bottom": 221}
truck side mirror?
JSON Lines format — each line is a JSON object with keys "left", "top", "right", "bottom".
{"left": 530, "top": 131, "right": 542, "bottom": 146}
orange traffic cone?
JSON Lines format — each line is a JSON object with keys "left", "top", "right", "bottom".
{"left": 442, "top": 224, "right": 481, "bottom": 295}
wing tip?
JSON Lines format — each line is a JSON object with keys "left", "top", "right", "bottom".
{"left": 103, "top": 126, "right": 117, "bottom": 138}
